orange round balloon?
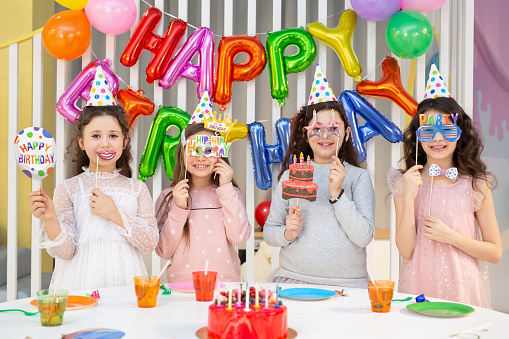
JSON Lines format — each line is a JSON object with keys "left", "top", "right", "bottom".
{"left": 42, "top": 10, "right": 91, "bottom": 61}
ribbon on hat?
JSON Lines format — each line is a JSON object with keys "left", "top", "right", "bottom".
{"left": 429, "top": 164, "right": 458, "bottom": 180}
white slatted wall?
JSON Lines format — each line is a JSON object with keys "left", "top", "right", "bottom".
{"left": 4, "top": 0, "right": 474, "bottom": 300}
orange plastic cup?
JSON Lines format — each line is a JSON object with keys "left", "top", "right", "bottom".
{"left": 192, "top": 271, "right": 217, "bottom": 302}
{"left": 134, "top": 276, "right": 160, "bottom": 308}
{"left": 367, "top": 280, "right": 394, "bottom": 313}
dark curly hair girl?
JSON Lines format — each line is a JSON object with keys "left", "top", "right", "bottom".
{"left": 67, "top": 105, "right": 133, "bottom": 178}
{"left": 278, "top": 100, "right": 361, "bottom": 181}
{"left": 401, "top": 97, "right": 495, "bottom": 190}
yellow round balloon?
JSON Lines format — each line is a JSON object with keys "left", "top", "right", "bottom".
{"left": 56, "top": 0, "right": 88, "bottom": 10}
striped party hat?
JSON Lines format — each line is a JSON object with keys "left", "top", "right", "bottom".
{"left": 189, "top": 90, "right": 213, "bottom": 124}
{"left": 86, "top": 65, "right": 116, "bottom": 106}
{"left": 308, "top": 64, "right": 336, "bottom": 105}
{"left": 424, "top": 63, "right": 451, "bottom": 99}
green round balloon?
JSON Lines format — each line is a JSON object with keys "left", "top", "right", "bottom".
{"left": 386, "top": 10, "right": 433, "bottom": 59}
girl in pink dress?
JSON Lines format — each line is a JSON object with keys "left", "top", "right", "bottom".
{"left": 390, "top": 97, "right": 502, "bottom": 308}
{"left": 155, "top": 123, "right": 251, "bottom": 282}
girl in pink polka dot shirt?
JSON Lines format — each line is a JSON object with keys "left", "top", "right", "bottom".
{"left": 155, "top": 123, "right": 251, "bottom": 282}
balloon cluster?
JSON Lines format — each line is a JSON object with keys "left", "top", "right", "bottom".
{"left": 43, "top": 0, "right": 138, "bottom": 60}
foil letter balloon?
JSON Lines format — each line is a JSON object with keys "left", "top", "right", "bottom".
{"left": 248, "top": 118, "right": 291, "bottom": 190}
{"left": 266, "top": 27, "right": 316, "bottom": 107}
{"left": 340, "top": 90, "right": 402, "bottom": 162}
{"left": 56, "top": 59, "right": 120, "bottom": 123}
{"left": 307, "top": 10, "right": 362, "bottom": 82}
{"left": 158, "top": 27, "right": 215, "bottom": 100}
{"left": 116, "top": 87, "right": 155, "bottom": 129}
{"left": 120, "top": 7, "right": 188, "bottom": 83}
{"left": 13, "top": 127, "right": 56, "bottom": 180}
{"left": 356, "top": 56, "right": 418, "bottom": 117}
{"left": 214, "top": 35, "right": 267, "bottom": 111}
{"left": 138, "top": 107, "right": 190, "bottom": 181}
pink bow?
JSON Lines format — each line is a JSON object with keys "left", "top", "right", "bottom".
{"left": 429, "top": 164, "right": 458, "bottom": 180}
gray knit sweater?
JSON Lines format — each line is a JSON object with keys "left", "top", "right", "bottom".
{"left": 263, "top": 161, "right": 375, "bottom": 288}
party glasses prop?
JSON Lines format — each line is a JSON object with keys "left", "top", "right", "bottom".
{"left": 134, "top": 276, "right": 160, "bottom": 308}
{"left": 305, "top": 120, "right": 343, "bottom": 139}
{"left": 416, "top": 124, "right": 462, "bottom": 142}
{"left": 36, "top": 289, "right": 68, "bottom": 326}
{"left": 367, "top": 280, "right": 394, "bottom": 313}
{"left": 192, "top": 271, "right": 218, "bottom": 302}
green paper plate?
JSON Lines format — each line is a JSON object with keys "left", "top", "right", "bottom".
{"left": 407, "top": 302, "right": 475, "bottom": 317}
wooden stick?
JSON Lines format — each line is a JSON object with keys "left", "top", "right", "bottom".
{"left": 415, "top": 140, "right": 419, "bottom": 166}
{"left": 428, "top": 175, "right": 434, "bottom": 217}
{"left": 95, "top": 154, "right": 99, "bottom": 188}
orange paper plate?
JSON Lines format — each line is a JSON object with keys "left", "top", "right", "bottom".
{"left": 31, "top": 295, "right": 97, "bottom": 310}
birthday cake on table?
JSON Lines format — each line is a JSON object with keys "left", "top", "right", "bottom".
{"left": 207, "top": 287, "right": 287, "bottom": 339}
{"left": 282, "top": 153, "right": 318, "bottom": 202}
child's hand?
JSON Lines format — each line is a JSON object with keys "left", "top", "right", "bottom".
{"left": 423, "top": 216, "right": 457, "bottom": 244}
{"left": 328, "top": 156, "right": 346, "bottom": 198}
{"left": 403, "top": 165, "right": 423, "bottom": 200}
{"left": 29, "top": 189, "right": 56, "bottom": 221}
{"left": 90, "top": 188, "right": 120, "bottom": 221}
{"left": 214, "top": 158, "right": 233, "bottom": 187}
{"left": 284, "top": 205, "right": 303, "bottom": 241}
{"left": 173, "top": 179, "right": 189, "bottom": 209}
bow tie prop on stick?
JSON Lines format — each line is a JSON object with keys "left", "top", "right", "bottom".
{"left": 428, "top": 164, "right": 458, "bottom": 216}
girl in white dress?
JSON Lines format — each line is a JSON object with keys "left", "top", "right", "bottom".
{"left": 29, "top": 106, "right": 158, "bottom": 291}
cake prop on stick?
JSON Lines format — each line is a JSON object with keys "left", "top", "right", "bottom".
{"left": 282, "top": 153, "right": 318, "bottom": 202}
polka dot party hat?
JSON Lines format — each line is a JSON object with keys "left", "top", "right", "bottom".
{"left": 308, "top": 64, "right": 336, "bottom": 106}
{"left": 86, "top": 65, "right": 117, "bottom": 107}
{"left": 189, "top": 90, "right": 213, "bottom": 124}
{"left": 424, "top": 63, "right": 451, "bottom": 99}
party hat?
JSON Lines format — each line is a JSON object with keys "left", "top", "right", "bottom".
{"left": 86, "top": 65, "right": 116, "bottom": 106}
{"left": 424, "top": 64, "right": 451, "bottom": 99}
{"left": 189, "top": 90, "right": 213, "bottom": 124}
{"left": 308, "top": 64, "right": 336, "bottom": 106}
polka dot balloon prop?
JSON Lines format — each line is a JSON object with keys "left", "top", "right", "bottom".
{"left": 13, "top": 127, "right": 56, "bottom": 180}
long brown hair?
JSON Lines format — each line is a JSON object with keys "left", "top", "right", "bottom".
{"left": 401, "top": 97, "right": 495, "bottom": 190}
{"left": 157, "top": 123, "right": 240, "bottom": 248}
{"left": 278, "top": 100, "right": 361, "bottom": 181}
{"left": 67, "top": 105, "right": 132, "bottom": 177}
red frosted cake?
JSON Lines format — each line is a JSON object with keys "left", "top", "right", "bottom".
{"left": 207, "top": 304, "right": 288, "bottom": 339}
{"left": 282, "top": 153, "right": 318, "bottom": 202}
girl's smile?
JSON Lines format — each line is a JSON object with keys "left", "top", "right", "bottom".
{"left": 97, "top": 151, "right": 117, "bottom": 160}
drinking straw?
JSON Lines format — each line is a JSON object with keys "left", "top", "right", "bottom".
{"left": 46, "top": 277, "right": 60, "bottom": 326}
{"left": 367, "top": 268, "right": 388, "bottom": 311}
{"left": 204, "top": 260, "right": 208, "bottom": 275}
{"left": 139, "top": 261, "right": 171, "bottom": 305}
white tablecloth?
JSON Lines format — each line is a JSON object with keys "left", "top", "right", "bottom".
{"left": 0, "top": 283, "right": 508, "bottom": 338}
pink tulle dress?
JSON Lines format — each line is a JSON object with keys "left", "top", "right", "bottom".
{"left": 389, "top": 169, "right": 491, "bottom": 308}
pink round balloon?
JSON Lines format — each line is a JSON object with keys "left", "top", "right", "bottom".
{"left": 85, "top": 0, "right": 137, "bottom": 35}
{"left": 400, "top": 0, "right": 447, "bottom": 13}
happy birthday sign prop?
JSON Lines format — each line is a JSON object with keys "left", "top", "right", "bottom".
{"left": 13, "top": 127, "right": 56, "bottom": 180}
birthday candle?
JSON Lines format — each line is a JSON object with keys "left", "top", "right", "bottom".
{"left": 245, "top": 282, "right": 250, "bottom": 311}
{"left": 265, "top": 285, "right": 269, "bottom": 309}
{"left": 254, "top": 283, "right": 260, "bottom": 309}
{"left": 299, "top": 152, "right": 304, "bottom": 167}
{"left": 275, "top": 284, "right": 280, "bottom": 308}
{"left": 293, "top": 154, "right": 297, "bottom": 165}
{"left": 227, "top": 285, "right": 232, "bottom": 310}
{"left": 237, "top": 283, "right": 242, "bottom": 308}
{"left": 307, "top": 155, "right": 311, "bottom": 166}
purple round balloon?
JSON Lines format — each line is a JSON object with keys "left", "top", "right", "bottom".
{"left": 351, "top": 0, "right": 401, "bottom": 21}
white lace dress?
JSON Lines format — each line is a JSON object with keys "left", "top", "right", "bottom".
{"left": 40, "top": 167, "right": 159, "bottom": 291}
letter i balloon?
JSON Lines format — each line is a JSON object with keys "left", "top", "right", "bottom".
{"left": 13, "top": 127, "right": 56, "bottom": 180}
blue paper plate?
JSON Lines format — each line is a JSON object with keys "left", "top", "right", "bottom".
{"left": 75, "top": 329, "right": 126, "bottom": 339}
{"left": 279, "top": 288, "right": 337, "bottom": 300}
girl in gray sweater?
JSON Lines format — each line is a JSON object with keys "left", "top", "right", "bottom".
{"left": 263, "top": 100, "right": 375, "bottom": 288}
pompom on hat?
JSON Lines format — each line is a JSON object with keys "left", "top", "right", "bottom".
{"left": 424, "top": 63, "right": 452, "bottom": 99}
{"left": 308, "top": 64, "right": 337, "bottom": 106}
{"left": 86, "top": 65, "right": 116, "bottom": 106}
